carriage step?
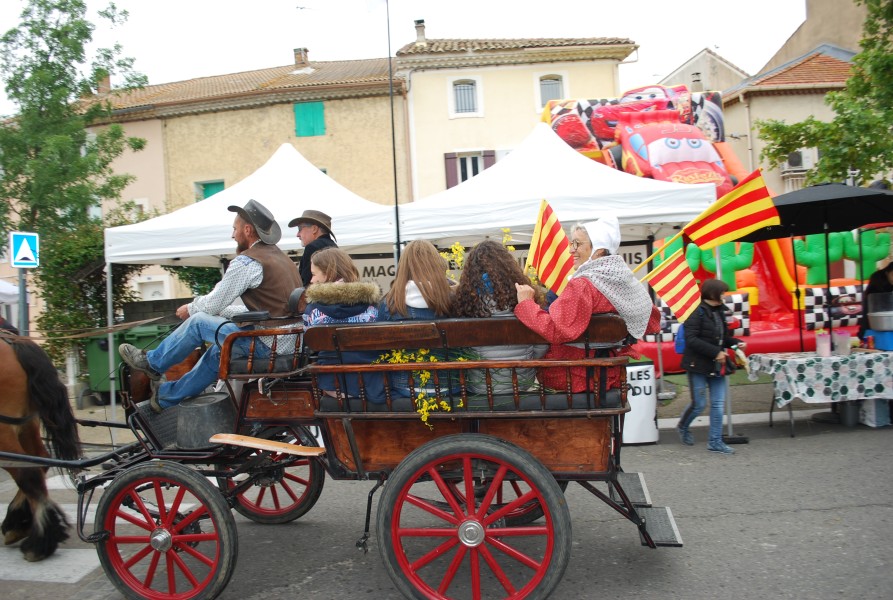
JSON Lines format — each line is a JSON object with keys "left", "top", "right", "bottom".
{"left": 209, "top": 433, "right": 326, "bottom": 457}
{"left": 610, "top": 472, "right": 652, "bottom": 507}
{"left": 638, "top": 506, "right": 683, "bottom": 547}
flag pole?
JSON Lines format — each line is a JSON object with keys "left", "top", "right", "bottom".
{"left": 631, "top": 230, "right": 684, "bottom": 274}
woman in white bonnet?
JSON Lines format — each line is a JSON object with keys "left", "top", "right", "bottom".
{"left": 514, "top": 215, "right": 660, "bottom": 395}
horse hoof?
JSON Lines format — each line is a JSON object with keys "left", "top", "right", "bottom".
{"left": 4, "top": 529, "right": 27, "bottom": 545}
{"left": 22, "top": 549, "right": 47, "bottom": 562}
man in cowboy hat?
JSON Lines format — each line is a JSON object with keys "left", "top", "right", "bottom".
{"left": 289, "top": 209, "right": 337, "bottom": 287}
{"left": 119, "top": 199, "right": 301, "bottom": 413}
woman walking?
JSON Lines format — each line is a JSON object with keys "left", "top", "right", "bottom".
{"left": 677, "top": 278, "right": 743, "bottom": 455}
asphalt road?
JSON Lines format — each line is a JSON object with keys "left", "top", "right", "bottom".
{"left": 2, "top": 420, "right": 891, "bottom": 599}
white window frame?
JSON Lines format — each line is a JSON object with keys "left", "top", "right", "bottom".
{"left": 448, "top": 75, "right": 484, "bottom": 119}
{"left": 535, "top": 71, "right": 567, "bottom": 111}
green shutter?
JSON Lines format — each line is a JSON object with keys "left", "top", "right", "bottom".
{"left": 294, "top": 102, "right": 325, "bottom": 137}
{"left": 202, "top": 181, "right": 225, "bottom": 199}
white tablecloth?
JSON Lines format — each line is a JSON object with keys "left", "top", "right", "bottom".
{"left": 747, "top": 351, "right": 893, "bottom": 407}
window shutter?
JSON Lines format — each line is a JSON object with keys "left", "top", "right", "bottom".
{"left": 444, "top": 153, "right": 459, "bottom": 189}
{"left": 294, "top": 102, "right": 325, "bottom": 137}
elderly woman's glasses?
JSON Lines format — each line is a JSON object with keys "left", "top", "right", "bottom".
{"left": 569, "top": 239, "right": 589, "bottom": 251}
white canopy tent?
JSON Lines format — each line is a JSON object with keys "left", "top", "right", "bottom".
{"left": 337, "top": 123, "right": 717, "bottom": 249}
{"left": 104, "top": 143, "right": 390, "bottom": 267}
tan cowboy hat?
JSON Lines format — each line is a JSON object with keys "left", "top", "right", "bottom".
{"left": 288, "top": 209, "right": 336, "bottom": 241}
{"left": 228, "top": 199, "right": 281, "bottom": 245}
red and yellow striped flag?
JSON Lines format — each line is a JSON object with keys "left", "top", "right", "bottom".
{"left": 683, "top": 169, "right": 779, "bottom": 249}
{"left": 525, "top": 200, "right": 574, "bottom": 295}
{"left": 642, "top": 248, "right": 701, "bottom": 322}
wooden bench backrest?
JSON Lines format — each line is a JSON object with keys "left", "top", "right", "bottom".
{"left": 301, "top": 314, "right": 629, "bottom": 352}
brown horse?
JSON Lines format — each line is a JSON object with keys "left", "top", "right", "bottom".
{"left": 0, "top": 335, "right": 81, "bottom": 562}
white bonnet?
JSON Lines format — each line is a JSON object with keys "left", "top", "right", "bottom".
{"left": 581, "top": 216, "right": 621, "bottom": 255}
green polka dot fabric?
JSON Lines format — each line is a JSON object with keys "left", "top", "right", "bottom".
{"left": 748, "top": 351, "right": 893, "bottom": 408}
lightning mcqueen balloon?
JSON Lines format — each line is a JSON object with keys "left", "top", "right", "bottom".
{"left": 617, "top": 109, "right": 733, "bottom": 198}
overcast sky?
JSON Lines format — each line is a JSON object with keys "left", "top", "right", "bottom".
{"left": 0, "top": 0, "right": 808, "bottom": 117}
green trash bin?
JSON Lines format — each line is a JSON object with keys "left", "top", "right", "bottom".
{"left": 81, "top": 324, "right": 174, "bottom": 407}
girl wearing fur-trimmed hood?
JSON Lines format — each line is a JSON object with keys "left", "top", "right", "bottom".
{"left": 302, "top": 248, "right": 385, "bottom": 402}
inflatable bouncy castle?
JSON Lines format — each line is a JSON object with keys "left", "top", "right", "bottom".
{"left": 543, "top": 85, "right": 891, "bottom": 371}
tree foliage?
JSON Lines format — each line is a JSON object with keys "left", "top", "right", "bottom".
{"left": 162, "top": 265, "right": 224, "bottom": 297}
{"left": 756, "top": 0, "right": 893, "bottom": 186}
{"left": 0, "top": 0, "right": 148, "bottom": 362}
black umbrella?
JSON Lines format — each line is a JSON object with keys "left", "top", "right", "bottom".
{"left": 739, "top": 183, "right": 893, "bottom": 242}
{"left": 739, "top": 183, "right": 893, "bottom": 350}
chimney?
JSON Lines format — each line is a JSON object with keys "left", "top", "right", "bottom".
{"left": 690, "top": 71, "right": 703, "bottom": 92}
{"left": 96, "top": 72, "right": 111, "bottom": 94}
{"left": 294, "top": 47, "right": 309, "bottom": 66}
{"left": 414, "top": 19, "right": 426, "bottom": 45}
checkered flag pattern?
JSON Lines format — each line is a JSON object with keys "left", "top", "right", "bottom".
{"left": 643, "top": 292, "right": 750, "bottom": 342}
{"left": 802, "top": 285, "right": 864, "bottom": 330}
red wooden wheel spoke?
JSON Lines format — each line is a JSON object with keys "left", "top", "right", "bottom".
{"left": 436, "top": 543, "right": 467, "bottom": 594}
{"left": 176, "top": 539, "right": 217, "bottom": 567}
{"left": 474, "top": 465, "right": 509, "bottom": 516}
{"left": 152, "top": 481, "right": 168, "bottom": 524}
{"left": 409, "top": 536, "right": 461, "bottom": 570}
{"left": 268, "top": 485, "right": 281, "bottom": 509}
{"left": 169, "top": 549, "right": 201, "bottom": 587}
{"left": 170, "top": 504, "right": 208, "bottom": 534}
{"left": 477, "top": 544, "right": 518, "bottom": 596}
{"left": 485, "top": 525, "right": 549, "bottom": 537}
{"left": 428, "top": 466, "right": 469, "bottom": 518}
{"left": 483, "top": 490, "right": 538, "bottom": 524}
{"left": 142, "top": 550, "right": 161, "bottom": 589}
{"left": 121, "top": 542, "right": 154, "bottom": 569}
{"left": 470, "top": 547, "right": 482, "bottom": 600}
{"left": 282, "top": 472, "right": 309, "bottom": 495}
{"left": 112, "top": 534, "right": 152, "bottom": 545}
{"left": 126, "top": 490, "right": 157, "bottom": 528}
{"left": 398, "top": 526, "right": 457, "bottom": 538}
{"left": 114, "top": 508, "right": 153, "bottom": 530}
{"left": 405, "top": 493, "right": 463, "bottom": 524}
{"left": 486, "top": 536, "right": 545, "bottom": 570}
{"left": 162, "top": 486, "right": 189, "bottom": 529}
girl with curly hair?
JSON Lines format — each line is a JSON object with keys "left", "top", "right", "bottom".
{"left": 452, "top": 240, "right": 547, "bottom": 394}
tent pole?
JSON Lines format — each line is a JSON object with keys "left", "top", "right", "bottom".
{"left": 825, "top": 224, "right": 834, "bottom": 348}
{"left": 105, "top": 262, "right": 117, "bottom": 446}
{"left": 791, "top": 237, "right": 804, "bottom": 352}
{"left": 715, "top": 246, "right": 747, "bottom": 444}
{"left": 385, "top": 0, "right": 401, "bottom": 261}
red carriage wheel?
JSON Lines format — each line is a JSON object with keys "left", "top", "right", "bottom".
{"left": 95, "top": 461, "right": 238, "bottom": 600}
{"left": 217, "top": 426, "right": 325, "bottom": 524}
{"left": 376, "top": 434, "right": 571, "bottom": 600}
{"left": 443, "top": 478, "right": 569, "bottom": 528}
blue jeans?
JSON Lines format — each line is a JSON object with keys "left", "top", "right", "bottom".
{"left": 146, "top": 312, "right": 269, "bottom": 408}
{"left": 678, "top": 372, "right": 727, "bottom": 446}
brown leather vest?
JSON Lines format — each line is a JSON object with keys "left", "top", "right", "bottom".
{"left": 240, "top": 243, "right": 301, "bottom": 317}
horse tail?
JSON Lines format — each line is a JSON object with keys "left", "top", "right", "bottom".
{"left": 12, "top": 341, "right": 81, "bottom": 461}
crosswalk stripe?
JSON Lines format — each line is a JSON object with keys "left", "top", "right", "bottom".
{"left": 0, "top": 548, "right": 100, "bottom": 583}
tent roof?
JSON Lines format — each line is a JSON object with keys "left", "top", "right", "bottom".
{"left": 104, "top": 144, "right": 385, "bottom": 266}
{"left": 337, "top": 123, "right": 716, "bottom": 249}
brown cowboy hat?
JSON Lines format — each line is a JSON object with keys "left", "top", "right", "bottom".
{"left": 228, "top": 199, "right": 281, "bottom": 245}
{"left": 288, "top": 209, "right": 336, "bottom": 241}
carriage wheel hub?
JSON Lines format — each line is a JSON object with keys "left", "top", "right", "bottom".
{"left": 458, "top": 519, "right": 485, "bottom": 547}
{"left": 150, "top": 528, "right": 173, "bottom": 552}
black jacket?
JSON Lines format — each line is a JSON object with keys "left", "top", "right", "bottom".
{"left": 298, "top": 234, "right": 337, "bottom": 288}
{"left": 859, "top": 268, "right": 893, "bottom": 339}
{"left": 681, "top": 302, "right": 741, "bottom": 376}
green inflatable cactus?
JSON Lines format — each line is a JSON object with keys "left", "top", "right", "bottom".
{"left": 653, "top": 235, "right": 685, "bottom": 268}
{"left": 690, "top": 242, "right": 754, "bottom": 290}
{"left": 843, "top": 229, "right": 891, "bottom": 280}
{"left": 793, "top": 233, "right": 844, "bottom": 285}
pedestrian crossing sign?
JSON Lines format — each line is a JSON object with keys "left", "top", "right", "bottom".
{"left": 9, "top": 231, "right": 39, "bottom": 268}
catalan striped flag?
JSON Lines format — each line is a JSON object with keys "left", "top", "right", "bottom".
{"left": 525, "top": 200, "right": 574, "bottom": 295}
{"left": 683, "top": 169, "right": 779, "bottom": 249}
{"left": 642, "top": 248, "right": 701, "bottom": 322}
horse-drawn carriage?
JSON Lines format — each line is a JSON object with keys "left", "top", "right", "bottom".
{"left": 0, "top": 310, "right": 682, "bottom": 599}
